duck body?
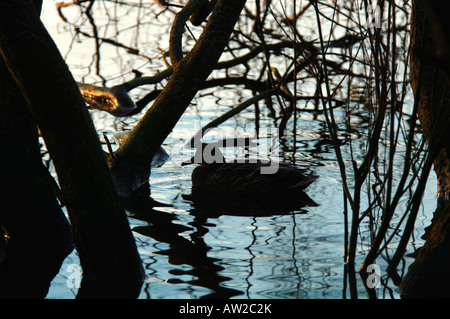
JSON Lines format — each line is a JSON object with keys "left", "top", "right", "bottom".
{"left": 182, "top": 144, "right": 318, "bottom": 216}
{"left": 183, "top": 143, "right": 317, "bottom": 198}
{"left": 190, "top": 160, "right": 317, "bottom": 196}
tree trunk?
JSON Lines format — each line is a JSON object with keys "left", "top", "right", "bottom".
{"left": 0, "top": 0, "right": 143, "bottom": 298}
{"left": 111, "top": 0, "right": 247, "bottom": 195}
{"left": 399, "top": 0, "right": 450, "bottom": 298}
{"left": 409, "top": 0, "right": 450, "bottom": 202}
{"left": 0, "top": 56, "right": 75, "bottom": 298}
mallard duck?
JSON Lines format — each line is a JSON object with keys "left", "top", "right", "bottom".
{"left": 182, "top": 143, "right": 318, "bottom": 197}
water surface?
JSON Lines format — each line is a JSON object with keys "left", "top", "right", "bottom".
{"left": 40, "top": 1, "right": 436, "bottom": 299}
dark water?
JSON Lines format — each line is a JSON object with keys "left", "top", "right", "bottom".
{"left": 40, "top": 2, "right": 436, "bottom": 299}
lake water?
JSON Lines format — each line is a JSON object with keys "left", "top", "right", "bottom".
{"left": 40, "top": 1, "right": 436, "bottom": 299}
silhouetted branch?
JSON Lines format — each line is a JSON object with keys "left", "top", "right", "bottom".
{"left": 169, "top": 0, "right": 208, "bottom": 68}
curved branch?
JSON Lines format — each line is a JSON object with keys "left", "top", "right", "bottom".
{"left": 169, "top": 0, "right": 208, "bottom": 68}
{"left": 189, "top": 0, "right": 216, "bottom": 26}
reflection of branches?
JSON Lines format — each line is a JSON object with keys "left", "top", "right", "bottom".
{"left": 84, "top": 1, "right": 106, "bottom": 84}
{"left": 56, "top": 0, "right": 92, "bottom": 22}
{"left": 56, "top": 0, "right": 372, "bottom": 123}
{"left": 80, "top": 33, "right": 349, "bottom": 118}
{"left": 56, "top": 0, "right": 92, "bottom": 7}
{"left": 76, "top": 29, "right": 154, "bottom": 61}
{"left": 122, "top": 194, "right": 242, "bottom": 298}
{"left": 305, "top": 0, "right": 433, "bottom": 298}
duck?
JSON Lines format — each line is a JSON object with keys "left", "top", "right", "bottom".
{"left": 181, "top": 143, "right": 318, "bottom": 198}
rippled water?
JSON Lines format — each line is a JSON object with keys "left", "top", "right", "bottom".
{"left": 40, "top": 2, "right": 437, "bottom": 299}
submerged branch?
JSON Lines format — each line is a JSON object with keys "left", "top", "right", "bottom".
{"left": 187, "top": 89, "right": 275, "bottom": 146}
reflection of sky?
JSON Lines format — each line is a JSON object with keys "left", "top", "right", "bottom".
{"left": 40, "top": 1, "right": 436, "bottom": 299}
{"left": 41, "top": 1, "right": 172, "bottom": 85}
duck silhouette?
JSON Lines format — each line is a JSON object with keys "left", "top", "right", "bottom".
{"left": 182, "top": 143, "right": 318, "bottom": 202}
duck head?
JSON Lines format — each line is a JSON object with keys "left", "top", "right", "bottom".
{"left": 182, "top": 143, "right": 226, "bottom": 166}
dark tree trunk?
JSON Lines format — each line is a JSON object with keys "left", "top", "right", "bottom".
{"left": 0, "top": 0, "right": 143, "bottom": 298}
{"left": 409, "top": 1, "right": 450, "bottom": 202}
{"left": 400, "top": 0, "right": 450, "bottom": 298}
{"left": 0, "top": 56, "right": 75, "bottom": 298}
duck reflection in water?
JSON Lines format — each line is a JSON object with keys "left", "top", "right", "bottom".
{"left": 182, "top": 143, "right": 318, "bottom": 217}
